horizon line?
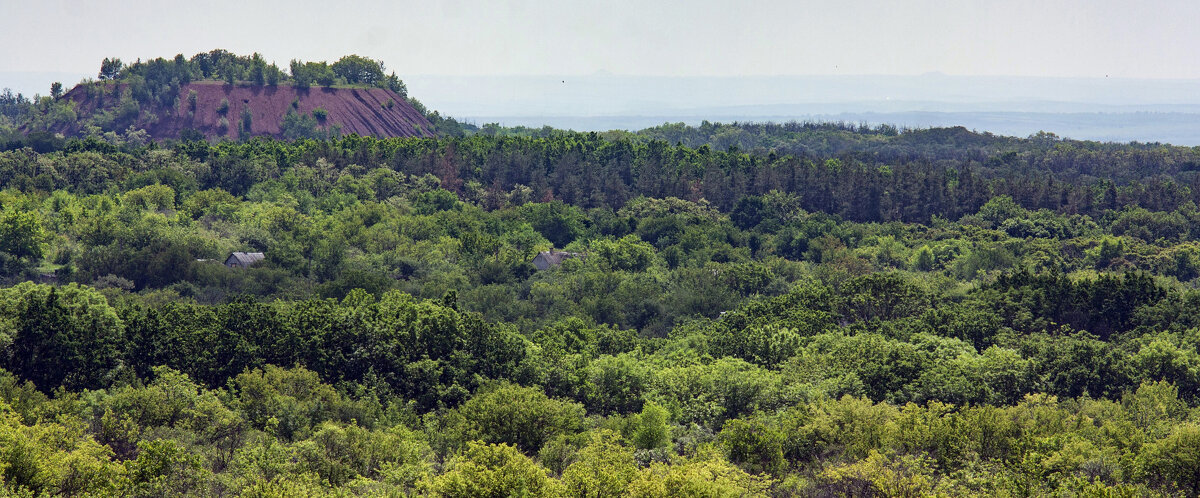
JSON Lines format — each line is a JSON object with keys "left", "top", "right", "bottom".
{"left": 6, "top": 70, "right": 1200, "bottom": 83}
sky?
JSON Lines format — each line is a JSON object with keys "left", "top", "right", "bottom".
{"left": 3, "top": 0, "right": 1200, "bottom": 80}
{"left": 5, "top": 0, "right": 1200, "bottom": 144}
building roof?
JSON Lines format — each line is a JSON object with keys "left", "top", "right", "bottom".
{"left": 532, "top": 250, "right": 582, "bottom": 269}
{"left": 226, "top": 252, "right": 265, "bottom": 266}
{"left": 535, "top": 251, "right": 576, "bottom": 265}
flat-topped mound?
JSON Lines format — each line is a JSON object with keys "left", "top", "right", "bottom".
{"left": 62, "top": 81, "right": 435, "bottom": 140}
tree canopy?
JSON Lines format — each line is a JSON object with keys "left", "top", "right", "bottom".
{"left": 2, "top": 104, "right": 1200, "bottom": 494}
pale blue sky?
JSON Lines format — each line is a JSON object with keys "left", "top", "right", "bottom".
{"left": 2, "top": 0, "right": 1199, "bottom": 79}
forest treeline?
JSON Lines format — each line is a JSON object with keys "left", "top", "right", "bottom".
{"left": 91, "top": 50, "right": 409, "bottom": 104}
{"left": 1, "top": 125, "right": 1200, "bottom": 495}
{"left": 5, "top": 128, "right": 1200, "bottom": 221}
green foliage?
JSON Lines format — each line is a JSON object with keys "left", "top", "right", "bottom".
{"left": 561, "top": 430, "right": 638, "bottom": 497}
{"left": 1137, "top": 423, "right": 1200, "bottom": 495}
{"left": 430, "top": 442, "right": 564, "bottom": 497}
{"left": 123, "top": 439, "right": 206, "bottom": 495}
{"left": 593, "top": 234, "right": 655, "bottom": 272}
{"left": 292, "top": 422, "right": 430, "bottom": 487}
{"left": 330, "top": 55, "right": 386, "bottom": 86}
{"left": 0, "top": 282, "right": 124, "bottom": 390}
{"left": 231, "top": 365, "right": 350, "bottom": 441}
{"left": 239, "top": 106, "right": 253, "bottom": 139}
{"left": 626, "top": 449, "right": 772, "bottom": 497}
{"left": 911, "top": 244, "right": 936, "bottom": 271}
{"left": 3, "top": 107, "right": 1200, "bottom": 495}
{"left": 99, "top": 57, "right": 124, "bottom": 80}
{"left": 412, "top": 188, "right": 459, "bottom": 214}
{"left": 458, "top": 382, "right": 585, "bottom": 453}
{"left": 0, "top": 401, "right": 126, "bottom": 496}
{"left": 0, "top": 209, "right": 48, "bottom": 260}
{"left": 280, "top": 109, "right": 323, "bottom": 140}
{"left": 523, "top": 201, "right": 587, "bottom": 248}
{"left": 631, "top": 401, "right": 671, "bottom": 450}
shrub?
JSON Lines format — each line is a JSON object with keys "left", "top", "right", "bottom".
{"left": 431, "top": 442, "right": 564, "bottom": 497}
{"left": 239, "top": 107, "right": 253, "bottom": 138}
{"left": 458, "top": 382, "right": 585, "bottom": 453}
{"left": 280, "top": 109, "right": 322, "bottom": 140}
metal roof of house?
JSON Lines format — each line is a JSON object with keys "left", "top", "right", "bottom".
{"left": 532, "top": 250, "right": 582, "bottom": 270}
{"left": 226, "top": 252, "right": 265, "bottom": 266}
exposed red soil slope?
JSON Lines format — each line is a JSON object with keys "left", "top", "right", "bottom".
{"left": 64, "top": 81, "right": 434, "bottom": 140}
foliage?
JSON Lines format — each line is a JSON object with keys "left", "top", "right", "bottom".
{"left": 2, "top": 107, "right": 1200, "bottom": 494}
{"left": 430, "top": 442, "right": 564, "bottom": 497}
{"left": 0, "top": 209, "right": 49, "bottom": 260}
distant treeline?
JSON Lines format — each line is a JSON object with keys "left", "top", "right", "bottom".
{"left": 5, "top": 128, "right": 1198, "bottom": 224}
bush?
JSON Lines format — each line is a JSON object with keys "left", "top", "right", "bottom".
{"left": 459, "top": 383, "right": 586, "bottom": 453}
{"left": 430, "top": 442, "right": 564, "bottom": 497}
{"left": 632, "top": 402, "right": 671, "bottom": 450}
{"left": 239, "top": 107, "right": 253, "bottom": 138}
{"left": 280, "top": 109, "right": 323, "bottom": 140}
{"left": 562, "top": 430, "right": 639, "bottom": 497}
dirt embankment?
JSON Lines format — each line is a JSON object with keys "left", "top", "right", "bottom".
{"left": 64, "top": 82, "right": 435, "bottom": 140}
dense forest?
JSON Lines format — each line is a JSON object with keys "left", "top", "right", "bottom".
{"left": 3, "top": 63, "right": 1200, "bottom": 494}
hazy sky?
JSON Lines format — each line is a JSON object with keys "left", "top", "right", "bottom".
{"left": 3, "top": 0, "right": 1200, "bottom": 79}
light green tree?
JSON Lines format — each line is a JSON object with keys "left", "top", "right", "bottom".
{"left": 0, "top": 210, "right": 48, "bottom": 260}
{"left": 632, "top": 401, "right": 671, "bottom": 450}
{"left": 594, "top": 235, "right": 655, "bottom": 272}
{"left": 562, "top": 430, "right": 638, "bottom": 498}
{"left": 429, "top": 442, "right": 565, "bottom": 497}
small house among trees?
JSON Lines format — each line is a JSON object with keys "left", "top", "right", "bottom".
{"left": 224, "top": 252, "right": 265, "bottom": 269}
{"left": 531, "top": 250, "right": 581, "bottom": 270}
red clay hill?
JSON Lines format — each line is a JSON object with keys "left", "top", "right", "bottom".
{"left": 62, "top": 81, "right": 434, "bottom": 140}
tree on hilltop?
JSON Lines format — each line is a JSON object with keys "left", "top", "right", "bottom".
{"left": 289, "top": 60, "right": 311, "bottom": 89}
{"left": 331, "top": 55, "right": 386, "bottom": 86}
{"left": 250, "top": 53, "right": 266, "bottom": 86}
{"left": 99, "top": 57, "right": 124, "bottom": 80}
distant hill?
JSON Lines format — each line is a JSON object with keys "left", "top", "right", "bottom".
{"left": 59, "top": 81, "right": 433, "bottom": 140}
{"left": 4, "top": 50, "right": 444, "bottom": 142}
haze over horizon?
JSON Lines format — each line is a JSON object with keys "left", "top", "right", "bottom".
{"left": 4, "top": 0, "right": 1200, "bottom": 143}
{"left": 6, "top": 0, "right": 1200, "bottom": 78}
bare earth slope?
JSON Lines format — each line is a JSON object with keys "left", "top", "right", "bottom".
{"left": 64, "top": 81, "right": 434, "bottom": 140}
